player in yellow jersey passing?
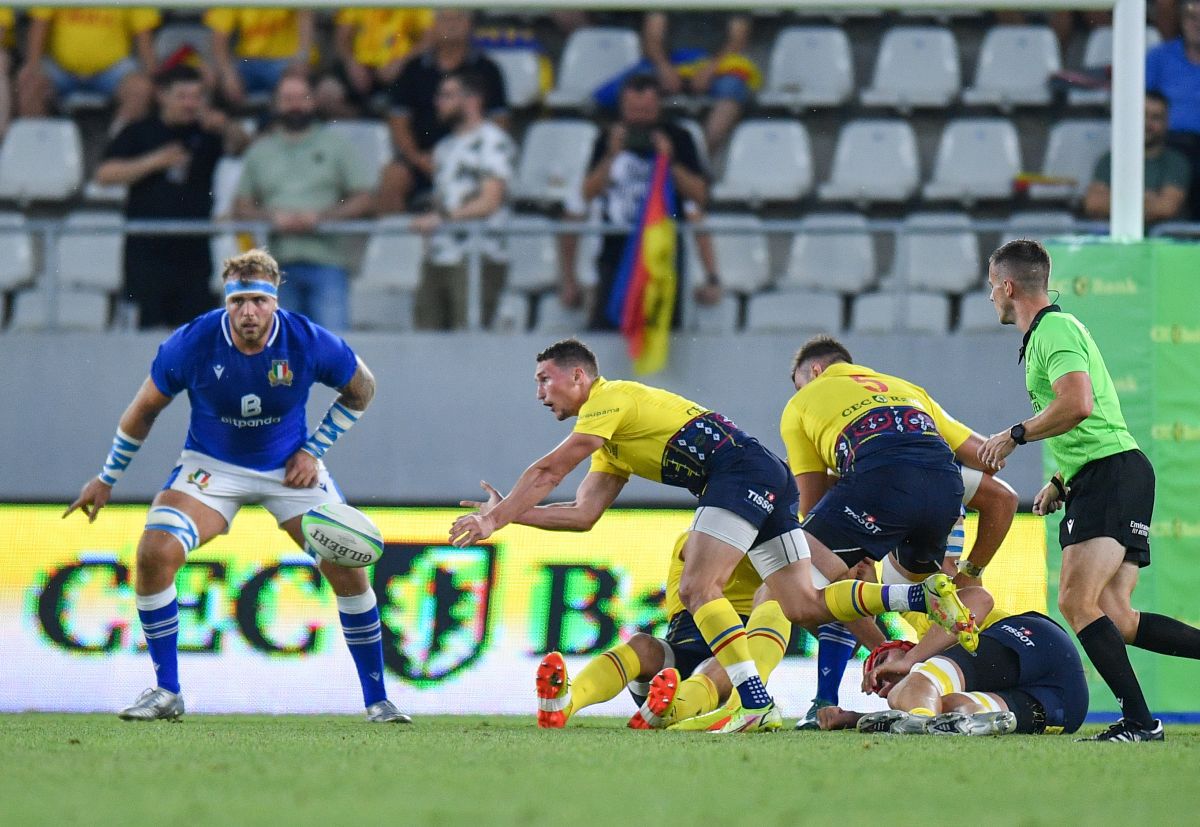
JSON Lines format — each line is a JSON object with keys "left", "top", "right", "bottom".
{"left": 450, "top": 339, "right": 976, "bottom": 732}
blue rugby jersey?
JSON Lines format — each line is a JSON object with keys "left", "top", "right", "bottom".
{"left": 150, "top": 309, "right": 357, "bottom": 471}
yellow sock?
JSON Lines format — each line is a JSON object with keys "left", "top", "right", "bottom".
{"left": 663, "top": 673, "right": 719, "bottom": 726}
{"left": 694, "top": 598, "right": 770, "bottom": 708}
{"left": 910, "top": 707, "right": 935, "bottom": 717}
{"left": 565, "top": 642, "right": 641, "bottom": 719}
{"left": 746, "top": 600, "right": 791, "bottom": 683}
{"left": 823, "top": 580, "right": 902, "bottom": 621}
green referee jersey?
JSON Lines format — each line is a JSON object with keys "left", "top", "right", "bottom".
{"left": 1021, "top": 305, "right": 1138, "bottom": 483}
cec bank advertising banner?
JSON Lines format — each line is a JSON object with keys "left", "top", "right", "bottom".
{"left": 1, "top": 505, "right": 1045, "bottom": 716}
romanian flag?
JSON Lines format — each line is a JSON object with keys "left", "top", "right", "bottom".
{"left": 606, "top": 153, "right": 677, "bottom": 375}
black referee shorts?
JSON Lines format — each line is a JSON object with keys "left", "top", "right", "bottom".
{"left": 1061, "top": 449, "right": 1154, "bottom": 567}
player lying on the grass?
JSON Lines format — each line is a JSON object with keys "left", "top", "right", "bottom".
{"left": 779, "top": 335, "right": 1013, "bottom": 728}
{"left": 817, "top": 598, "right": 1088, "bottom": 736}
{"left": 525, "top": 532, "right": 791, "bottom": 730}
{"left": 64, "top": 249, "right": 410, "bottom": 724}
{"left": 450, "top": 338, "right": 977, "bottom": 733}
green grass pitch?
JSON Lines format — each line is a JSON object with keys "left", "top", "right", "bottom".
{"left": 3, "top": 715, "right": 1200, "bottom": 825}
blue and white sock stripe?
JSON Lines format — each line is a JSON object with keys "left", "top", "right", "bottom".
{"left": 817, "top": 625, "right": 859, "bottom": 647}
{"left": 98, "top": 429, "right": 143, "bottom": 486}
{"left": 302, "top": 403, "right": 363, "bottom": 460}
{"left": 342, "top": 619, "right": 382, "bottom": 645}
{"left": 143, "top": 621, "right": 180, "bottom": 640}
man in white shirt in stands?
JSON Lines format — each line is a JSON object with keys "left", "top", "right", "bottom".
{"left": 411, "top": 70, "right": 515, "bottom": 330}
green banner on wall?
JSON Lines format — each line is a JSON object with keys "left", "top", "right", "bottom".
{"left": 1043, "top": 238, "right": 1200, "bottom": 713}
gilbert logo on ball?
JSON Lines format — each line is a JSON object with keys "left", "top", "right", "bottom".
{"left": 301, "top": 503, "right": 384, "bottom": 567}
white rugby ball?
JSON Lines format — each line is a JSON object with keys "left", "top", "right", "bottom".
{"left": 301, "top": 503, "right": 384, "bottom": 568}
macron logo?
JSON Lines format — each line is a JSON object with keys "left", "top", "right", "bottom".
{"left": 213, "top": 365, "right": 225, "bottom": 380}
{"left": 1067, "top": 519, "right": 1075, "bottom": 534}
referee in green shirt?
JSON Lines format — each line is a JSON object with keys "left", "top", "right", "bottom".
{"left": 979, "top": 239, "right": 1200, "bottom": 742}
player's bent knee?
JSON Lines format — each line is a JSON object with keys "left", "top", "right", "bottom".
{"left": 143, "top": 506, "right": 201, "bottom": 555}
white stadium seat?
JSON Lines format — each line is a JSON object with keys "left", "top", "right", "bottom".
{"left": 0, "top": 118, "right": 84, "bottom": 202}
{"left": 706, "top": 214, "right": 771, "bottom": 295}
{"left": 711, "top": 120, "right": 812, "bottom": 203}
{"left": 8, "top": 289, "right": 109, "bottom": 332}
{"left": 890, "top": 212, "right": 981, "bottom": 294}
{"left": 744, "top": 290, "right": 842, "bottom": 333}
{"left": 358, "top": 217, "right": 423, "bottom": 290}
{"left": 53, "top": 212, "right": 124, "bottom": 292}
{"left": 958, "top": 290, "right": 1005, "bottom": 333}
{"left": 850, "top": 291, "right": 950, "bottom": 335}
{"left": 1000, "top": 211, "right": 1078, "bottom": 245}
{"left": 962, "top": 25, "right": 1060, "bottom": 108}
{"left": 923, "top": 118, "right": 1021, "bottom": 203}
{"left": 1029, "top": 120, "right": 1111, "bottom": 203}
{"left": 781, "top": 213, "right": 876, "bottom": 294}
{"left": 326, "top": 120, "right": 391, "bottom": 188}
{"left": 1069, "top": 26, "right": 1162, "bottom": 106}
{"left": 504, "top": 215, "right": 560, "bottom": 294}
{"left": 534, "top": 294, "right": 588, "bottom": 334}
{"left": 760, "top": 27, "right": 854, "bottom": 110}
{"left": 690, "top": 295, "right": 739, "bottom": 334}
{"left": 818, "top": 119, "right": 920, "bottom": 204}
{"left": 490, "top": 291, "right": 529, "bottom": 333}
{"left": 511, "top": 120, "right": 599, "bottom": 209}
{"left": 349, "top": 288, "right": 414, "bottom": 331}
{"left": 486, "top": 49, "right": 542, "bottom": 108}
{"left": 211, "top": 157, "right": 243, "bottom": 218}
{"left": 860, "top": 26, "right": 960, "bottom": 110}
{"left": 0, "top": 213, "right": 36, "bottom": 291}
{"left": 546, "top": 28, "right": 640, "bottom": 108}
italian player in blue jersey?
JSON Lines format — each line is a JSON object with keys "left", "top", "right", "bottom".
{"left": 64, "top": 249, "right": 410, "bottom": 724}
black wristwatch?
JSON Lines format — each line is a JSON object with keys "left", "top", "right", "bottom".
{"left": 1009, "top": 423, "right": 1027, "bottom": 445}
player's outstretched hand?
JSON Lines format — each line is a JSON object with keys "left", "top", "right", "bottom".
{"left": 978, "top": 430, "right": 1015, "bottom": 471}
{"left": 283, "top": 450, "right": 320, "bottom": 489}
{"left": 63, "top": 477, "right": 112, "bottom": 523}
{"left": 1032, "top": 481, "right": 1064, "bottom": 516}
{"left": 459, "top": 481, "right": 503, "bottom": 515}
{"left": 817, "top": 706, "right": 862, "bottom": 731}
{"left": 450, "top": 513, "right": 495, "bottom": 548}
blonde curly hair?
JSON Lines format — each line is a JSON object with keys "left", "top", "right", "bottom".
{"left": 221, "top": 248, "right": 283, "bottom": 286}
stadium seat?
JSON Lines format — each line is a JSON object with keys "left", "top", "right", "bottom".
{"left": 211, "top": 157, "right": 243, "bottom": 218}
{"left": 486, "top": 49, "right": 543, "bottom": 108}
{"left": 533, "top": 294, "right": 588, "bottom": 334}
{"left": 0, "top": 213, "right": 36, "bottom": 291}
{"left": 511, "top": 120, "right": 599, "bottom": 209}
{"left": 53, "top": 212, "right": 124, "bottom": 292}
{"left": 348, "top": 287, "right": 414, "bottom": 332}
{"left": 0, "top": 118, "right": 84, "bottom": 202}
{"left": 850, "top": 291, "right": 950, "bottom": 335}
{"left": 8, "top": 289, "right": 110, "bottom": 332}
{"left": 154, "top": 23, "right": 216, "bottom": 65}
{"left": 859, "top": 26, "right": 960, "bottom": 110}
{"left": 780, "top": 213, "right": 876, "bottom": 294}
{"left": 359, "top": 218, "right": 423, "bottom": 290}
{"left": 890, "top": 212, "right": 980, "bottom": 293}
{"left": 744, "top": 290, "right": 842, "bottom": 333}
{"left": 760, "top": 27, "right": 855, "bottom": 110}
{"left": 706, "top": 214, "right": 771, "bottom": 295}
{"left": 504, "top": 215, "right": 560, "bottom": 294}
{"left": 326, "top": 120, "right": 391, "bottom": 188}
{"left": 818, "top": 119, "right": 920, "bottom": 204}
{"left": 711, "top": 120, "right": 812, "bottom": 203}
{"left": 690, "top": 295, "right": 739, "bottom": 334}
{"left": 958, "top": 290, "right": 1006, "bottom": 332}
{"left": 923, "top": 118, "right": 1021, "bottom": 203}
{"left": 546, "top": 28, "right": 641, "bottom": 108}
{"left": 1000, "top": 211, "right": 1078, "bottom": 244}
{"left": 961, "top": 25, "right": 1060, "bottom": 108}
{"left": 1069, "top": 26, "right": 1162, "bottom": 106}
{"left": 490, "top": 291, "right": 530, "bottom": 333}
{"left": 1029, "top": 120, "right": 1111, "bottom": 203}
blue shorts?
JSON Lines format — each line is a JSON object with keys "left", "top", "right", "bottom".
{"left": 699, "top": 439, "right": 802, "bottom": 548}
{"left": 664, "top": 610, "right": 750, "bottom": 679}
{"left": 801, "top": 462, "right": 962, "bottom": 573}
{"left": 43, "top": 56, "right": 137, "bottom": 99}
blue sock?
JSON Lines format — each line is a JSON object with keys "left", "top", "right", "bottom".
{"left": 815, "top": 623, "right": 857, "bottom": 705}
{"left": 338, "top": 591, "right": 387, "bottom": 707}
{"left": 137, "top": 586, "right": 180, "bottom": 694}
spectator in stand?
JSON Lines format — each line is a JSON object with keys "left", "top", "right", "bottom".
{"left": 377, "top": 10, "right": 507, "bottom": 214}
{"left": 562, "top": 74, "right": 720, "bottom": 330}
{"left": 232, "top": 74, "right": 374, "bottom": 331}
{"left": 0, "top": 8, "right": 13, "bottom": 137}
{"left": 410, "top": 71, "right": 515, "bottom": 330}
{"left": 205, "top": 8, "right": 314, "bottom": 110}
{"left": 96, "top": 66, "right": 247, "bottom": 329}
{"left": 16, "top": 6, "right": 159, "bottom": 133}
{"left": 316, "top": 8, "right": 434, "bottom": 119}
{"left": 1083, "top": 92, "right": 1191, "bottom": 227}
{"left": 1147, "top": 0, "right": 1200, "bottom": 216}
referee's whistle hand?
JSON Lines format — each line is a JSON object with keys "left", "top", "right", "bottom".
{"left": 1032, "top": 483, "right": 1063, "bottom": 516}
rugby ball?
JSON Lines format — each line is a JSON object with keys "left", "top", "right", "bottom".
{"left": 301, "top": 503, "right": 384, "bottom": 568}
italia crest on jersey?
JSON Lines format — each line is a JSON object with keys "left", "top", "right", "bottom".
{"left": 268, "top": 360, "right": 293, "bottom": 387}
{"left": 187, "top": 469, "right": 212, "bottom": 490}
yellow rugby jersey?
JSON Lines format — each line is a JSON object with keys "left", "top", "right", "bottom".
{"left": 664, "top": 533, "right": 760, "bottom": 618}
{"left": 204, "top": 9, "right": 309, "bottom": 60}
{"left": 30, "top": 7, "right": 160, "bottom": 76}
{"left": 0, "top": 8, "right": 14, "bottom": 48}
{"left": 780, "top": 362, "right": 970, "bottom": 476}
{"left": 335, "top": 8, "right": 433, "bottom": 68}
{"left": 575, "top": 377, "right": 732, "bottom": 490}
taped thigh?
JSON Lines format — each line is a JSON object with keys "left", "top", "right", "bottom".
{"left": 910, "top": 656, "right": 964, "bottom": 696}
{"left": 144, "top": 506, "right": 201, "bottom": 555}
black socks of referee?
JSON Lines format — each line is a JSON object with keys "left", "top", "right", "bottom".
{"left": 1077, "top": 616, "right": 1154, "bottom": 728}
{"left": 1133, "top": 613, "right": 1200, "bottom": 659}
